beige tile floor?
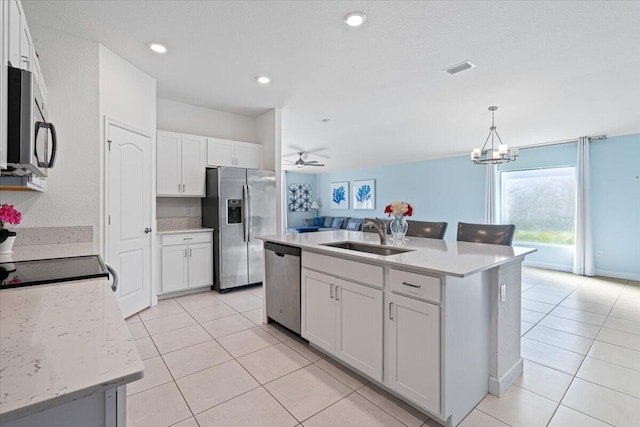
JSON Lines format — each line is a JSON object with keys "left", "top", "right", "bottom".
{"left": 126, "top": 268, "right": 640, "bottom": 427}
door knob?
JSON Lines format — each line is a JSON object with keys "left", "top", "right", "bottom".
{"left": 144, "top": 227, "right": 152, "bottom": 234}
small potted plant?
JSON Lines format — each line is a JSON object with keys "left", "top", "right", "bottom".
{"left": 0, "top": 204, "right": 22, "bottom": 254}
{"left": 384, "top": 201, "right": 413, "bottom": 240}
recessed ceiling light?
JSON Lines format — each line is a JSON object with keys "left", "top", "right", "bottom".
{"left": 344, "top": 11, "right": 367, "bottom": 27}
{"left": 147, "top": 42, "right": 167, "bottom": 54}
{"left": 256, "top": 76, "right": 271, "bottom": 85}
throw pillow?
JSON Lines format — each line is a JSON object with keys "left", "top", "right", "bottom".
{"left": 324, "top": 217, "right": 334, "bottom": 228}
{"left": 346, "top": 219, "right": 363, "bottom": 231}
{"left": 313, "top": 217, "right": 324, "bottom": 227}
{"left": 331, "top": 218, "right": 343, "bottom": 229}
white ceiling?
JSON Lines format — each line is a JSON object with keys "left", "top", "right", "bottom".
{"left": 23, "top": 1, "right": 640, "bottom": 173}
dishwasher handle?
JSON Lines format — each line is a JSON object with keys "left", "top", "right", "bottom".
{"left": 264, "top": 241, "right": 301, "bottom": 257}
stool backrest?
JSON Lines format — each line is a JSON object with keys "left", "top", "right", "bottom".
{"left": 406, "top": 220, "right": 448, "bottom": 239}
{"left": 456, "top": 222, "right": 516, "bottom": 246}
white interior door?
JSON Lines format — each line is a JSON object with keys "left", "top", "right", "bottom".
{"left": 107, "top": 123, "right": 152, "bottom": 318}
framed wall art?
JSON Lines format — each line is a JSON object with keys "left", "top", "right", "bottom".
{"left": 330, "top": 181, "right": 349, "bottom": 209}
{"left": 352, "top": 179, "right": 375, "bottom": 210}
{"left": 288, "top": 183, "right": 312, "bottom": 212}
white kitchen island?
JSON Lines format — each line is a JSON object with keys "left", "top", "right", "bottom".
{"left": 259, "top": 230, "right": 535, "bottom": 427}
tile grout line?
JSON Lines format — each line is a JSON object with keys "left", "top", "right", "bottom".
{"left": 542, "top": 273, "right": 629, "bottom": 427}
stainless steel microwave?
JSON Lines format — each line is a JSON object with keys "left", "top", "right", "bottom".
{"left": 5, "top": 66, "right": 57, "bottom": 177}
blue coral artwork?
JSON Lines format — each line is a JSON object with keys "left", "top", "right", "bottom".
{"left": 352, "top": 179, "right": 375, "bottom": 210}
{"left": 330, "top": 181, "right": 349, "bottom": 210}
{"left": 288, "top": 183, "right": 312, "bottom": 212}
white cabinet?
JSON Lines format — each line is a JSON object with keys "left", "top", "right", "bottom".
{"left": 301, "top": 268, "right": 383, "bottom": 381}
{"left": 206, "top": 137, "right": 262, "bottom": 169}
{"left": 385, "top": 292, "right": 440, "bottom": 415}
{"left": 156, "top": 131, "right": 206, "bottom": 197}
{"left": 301, "top": 269, "right": 336, "bottom": 353}
{"left": 7, "top": 0, "right": 21, "bottom": 68}
{"left": 335, "top": 278, "right": 384, "bottom": 380}
{"left": 1, "top": 0, "right": 8, "bottom": 169}
{"left": 159, "top": 231, "right": 213, "bottom": 294}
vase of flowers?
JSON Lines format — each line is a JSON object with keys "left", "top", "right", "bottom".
{"left": 384, "top": 201, "right": 413, "bottom": 241}
{"left": 0, "top": 204, "right": 22, "bottom": 254}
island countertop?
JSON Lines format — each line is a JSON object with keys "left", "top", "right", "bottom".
{"left": 258, "top": 230, "right": 536, "bottom": 277}
{"left": 0, "top": 245, "right": 144, "bottom": 423}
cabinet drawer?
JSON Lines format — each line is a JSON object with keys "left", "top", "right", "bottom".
{"left": 389, "top": 269, "right": 441, "bottom": 303}
{"left": 302, "top": 251, "right": 383, "bottom": 288}
{"left": 162, "top": 232, "right": 212, "bottom": 246}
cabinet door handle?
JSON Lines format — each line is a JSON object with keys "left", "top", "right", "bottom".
{"left": 389, "top": 302, "right": 394, "bottom": 320}
{"left": 178, "top": 183, "right": 181, "bottom": 193}
{"left": 402, "top": 281, "right": 421, "bottom": 289}
{"left": 335, "top": 286, "right": 340, "bottom": 301}
{"left": 189, "top": 248, "right": 192, "bottom": 257}
{"left": 182, "top": 183, "right": 186, "bottom": 192}
{"left": 330, "top": 283, "right": 334, "bottom": 299}
{"left": 184, "top": 249, "right": 187, "bottom": 258}
{"left": 184, "top": 237, "right": 193, "bottom": 240}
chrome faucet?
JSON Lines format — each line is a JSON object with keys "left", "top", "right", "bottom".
{"left": 364, "top": 220, "right": 387, "bottom": 246}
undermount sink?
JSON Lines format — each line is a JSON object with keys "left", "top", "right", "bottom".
{"left": 320, "top": 241, "right": 414, "bottom": 256}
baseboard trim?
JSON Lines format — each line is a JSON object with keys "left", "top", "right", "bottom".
{"left": 595, "top": 269, "right": 640, "bottom": 281}
{"left": 522, "top": 261, "right": 572, "bottom": 272}
{"left": 489, "top": 357, "right": 524, "bottom": 397}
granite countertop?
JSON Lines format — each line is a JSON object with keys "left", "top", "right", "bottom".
{"left": 0, "top": 244, "right": 144, "bottom": 423}
{"left": 258, "top": 230, "right": 536, "bottom": 277}
{"left": 156, "top": 227, "right": 214, "bottom": 235}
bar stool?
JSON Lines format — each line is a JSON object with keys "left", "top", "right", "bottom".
{"left": 456, "top": 222, "right": 516, "bottom": 246}
{"left": 406, "top": 220, "right": 448, "bottom": 239}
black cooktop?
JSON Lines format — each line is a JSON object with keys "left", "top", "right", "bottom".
{"left": 0, "top": 255, "right": 109, "bottom": 289}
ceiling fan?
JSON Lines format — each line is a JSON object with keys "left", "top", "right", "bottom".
{"left": 284, "top": 152, "right": 325, "bottom": 168}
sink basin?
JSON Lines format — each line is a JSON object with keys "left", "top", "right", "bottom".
{"left": 320, "top": 241, "right": 414, "bottom": 256}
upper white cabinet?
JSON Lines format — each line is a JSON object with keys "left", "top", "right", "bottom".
{"left": 157, "top": 131, "right": 206, "bottom": 197}
{"left": 1, "top": 0, "right": 8, "bottom": 169}
{"left": 207, "top": 137, "right": 262, "bottom": 170}
{"left": 1, "top": 0, "right": 47, "bottom": 170}
{"left": 7, "top": 0, "right": 21, "bottom": 68}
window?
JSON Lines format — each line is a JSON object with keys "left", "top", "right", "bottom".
{"left": 500, "top": 167, "right": 576, "bottom": 245}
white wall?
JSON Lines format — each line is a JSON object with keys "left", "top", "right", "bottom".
{"left": 98, "top": 45, "right": 156, "bottom": 254}
{"left": 157, "top": 98, "right": 256, "bottom": 142}
{"left": 3, "top": 26, "right": 101, "bottom": 243}
{"left": 255, "top": 109, "right": 279, "bottom": 172}
{"left": 99, "top": 45, "right": 156, "bottom": 134}
{"left": 256, "top": 108, "right": 282, "bottom": 231}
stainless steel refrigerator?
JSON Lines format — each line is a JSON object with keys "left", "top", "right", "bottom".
{"left": 202, "top": 167, "right": 276, "bottom": 291}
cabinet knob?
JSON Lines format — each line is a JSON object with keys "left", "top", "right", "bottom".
{"left": 144, "top": 227, "right": 152, "bottom": 234}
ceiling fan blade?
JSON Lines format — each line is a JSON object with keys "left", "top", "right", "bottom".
{"left": 305, "top": 163, "right": 325, "bottom": 167}
{"left": 304, "top": 160, "right": 319, "bottom": 164}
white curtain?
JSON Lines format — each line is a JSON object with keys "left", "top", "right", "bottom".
{"left": 573, "top": 137, "right": 595, "bottom": 276}
{"left": 485, "top": 164, "right": 498, "bottom": 224}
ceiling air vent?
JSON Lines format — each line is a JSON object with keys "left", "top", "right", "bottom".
{"left": 444, "top": 61, "right": 475, "bottom": 75}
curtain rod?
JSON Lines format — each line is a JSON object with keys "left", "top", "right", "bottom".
{"left": 517, "top": 135, "right": 607, "bottom": 150}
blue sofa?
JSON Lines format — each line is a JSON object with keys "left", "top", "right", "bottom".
{"left": 302, "top": 216, "right": 365, "bottom": 231}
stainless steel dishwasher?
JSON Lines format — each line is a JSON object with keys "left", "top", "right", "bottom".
{"left": 264, "top": 241, "right": 301, "bottom": 334}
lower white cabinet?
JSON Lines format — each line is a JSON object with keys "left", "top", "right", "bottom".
{"left": 159, "top": 231, "right": 213, "bottom": 294}
{"left": 301, "top": 268, "right": 383, "bottom": 381}
{"left": 385, "top": 292, "right": 440, "bottom": 414}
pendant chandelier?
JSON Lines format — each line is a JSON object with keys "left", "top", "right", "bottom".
{"left": 471, "top": 106, "right": 519, "bottom": 165}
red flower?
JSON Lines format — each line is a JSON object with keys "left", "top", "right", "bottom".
{"left": 0, "top": 204, "right": 22, "bottom": 226}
